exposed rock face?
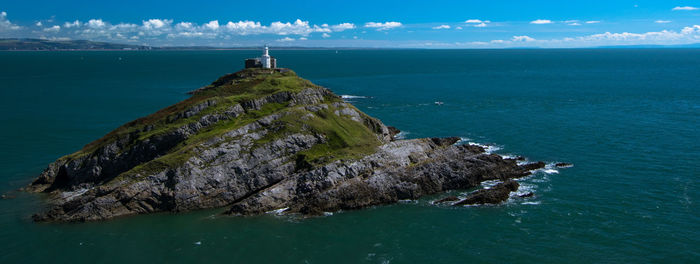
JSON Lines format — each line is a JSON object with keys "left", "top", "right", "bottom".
{"left": 28, "top": 68, "right": 547, "bottom": 222}
{"left": 453, "top": 180, "right": 520, "bottom": 206}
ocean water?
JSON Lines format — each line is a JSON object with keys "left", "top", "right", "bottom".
{"left": 0, "top": 49, "right": 698, "bottom": 263}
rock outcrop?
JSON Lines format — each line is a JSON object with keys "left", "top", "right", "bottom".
{"left": 28, "top": 68, "right": 548, "bottom": 222}
{"left": 453, "top": 180, "right": 520, "bottom": 206}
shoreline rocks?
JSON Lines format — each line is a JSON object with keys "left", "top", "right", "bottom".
{"left": 453, "top": 180, "right": 520, "bottom": 206}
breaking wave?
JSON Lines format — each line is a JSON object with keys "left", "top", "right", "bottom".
{"left": 341, "top": 95, "right": 369, "bottom": 99}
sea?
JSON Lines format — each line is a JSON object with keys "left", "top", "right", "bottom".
{"left": 0, "top": 49, "right": 697, "bottom": 263}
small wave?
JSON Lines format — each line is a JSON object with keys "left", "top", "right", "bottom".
{"left": 266, "top": 207, "right": 289, "bottom": 215}
{"left": 395, "top": 131, "right": 409, "bottom": 139}
{"left": 341, "top": 95, "right": 369, "bottom": 99}
{"left": 456, "top": 137, "right": 471, "bottom": 145}
{"left": 521, "top": 201, "right": 541, "bottom": 205}
{"left": 480, "top": 180, "right": 502, "bottom": 189}
{"left": 467, "top": 142, "right": 501, "bottom": 154}
{"left": 531, "top": 163, "right": 562, "bottom": 174}
{"left": 500, "top": 154, "right": 518, "bottom": 160}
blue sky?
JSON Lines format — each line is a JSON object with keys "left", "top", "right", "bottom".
{"left": 1, "top": 0, "right": 700, "bottom": 48}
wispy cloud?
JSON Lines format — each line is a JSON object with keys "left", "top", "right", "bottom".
{"left": 512, "top": 35, "right": 536, "bottom": 42}
{"left": 672, "top": 6, "right": 699, "bottom": 11}
{"left": 277, "top": 37, "right": 295, "bottom": 42}
{"left": 43, "top": 25, "right": 61, "bottom": 33}
{"left": 364, "top": 21, "right": 402, "bottom": 31}
{"left": 586, "top": 21, "right": 601, "bottom": 24}
{"left": 655, "top": 20, "right": 672, "bottom": 24}
{"left": 530, "top": 19, "right": 553, "bottom": 25}
{"left": 330, "top": 23, "right": 355, "bottom": 31}
{"left": 432, "top": 24, "right": 450, "bottom": 30}
{"left": 465, "top": 19, "right": 491, "bottom": 27}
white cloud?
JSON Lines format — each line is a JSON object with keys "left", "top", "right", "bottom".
{"left": 512, "top": 35, "right": 536, "bottom": 42}
{"left": 322, "top": 33, "right": 331, "bottom": 38}
{"left": 531, "top": 19, "right": 553, "bottom": 24}
{"left": 364, "top": 21, "right": 402, "bottom": 31}
{"left": 489, "top": 25, "right": 700, "bottom": 48}
{"left": 673, "top": 6, "right": 699, "bottom": 11}
{"left": 87, "top": 19, "right": 106, "bottom": 28}
{"left": 465, "top": 19, "right": 491, "bottom": 27}
{"left": 655, "top": 20, "right": 672, "bottom": 24}
{"left": 35, "top": 21, "right": 42, "bottom": 27}
{"left": 432, "top": 24, "right": 450, "bottom": 29}
{"left": 268, "top": 19, "right": 330, "bottom": 35}
{"left": 568, "top": 23, "right": 582, "bottom": 26}
{"left": 330, "top": 23, "right": 355, "bottom": 32}
{"left": 63, "top": 20, "right": 81, "bottom": 28}
{"left": 586, "top": 21, "right": 601, "bottom": 24}
{"left": 204, "top": 20, "right": 219, "bottom": 30}
{"left": 455, "top": 26, "right": 463, "bottom": 30}
{"left": 0, "top": 11, "right": 21, "bottom": 31}
{"left": 175, "top": 22, "right": 193, "bottom": 30}
{"left": 277, "top": 37, "right": 295, "bottom": 42}
{"left": 43, "top": 25, "right": 60, "bottom": 33}
{"left": 224, "top": 20, "right": 262, "bottom": 34}
{"left": 142, "top": 19, "right": 171, "bottom": 29}
{"left": 299, "top": 37, "right": 307, "bottom": 40}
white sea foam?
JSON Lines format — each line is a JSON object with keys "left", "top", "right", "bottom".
{"left": 395, "top": 131, "right": 409, "bottom": 139}
{"left": 465, "top": 142, "right": 502, "bottom": 154}
{"left": 500, "top": 154, "right": 518, "bottom": 160}
{"left": 455, "top": 137, "right": 471, "bottom": 145}
{"left": 543, "top": 169, "right": 559, "bottom": 174}
{"left": 480, "top": 180, "right": 502, "bottom": 189}
{"left": 341, "top": 95, "right": 369, "bottom": 99}
{"left": 266, "top": 207, "right": 289, "bottom": 215}
{"left": 521, "top": 201, "right": 541, "bottom": 205}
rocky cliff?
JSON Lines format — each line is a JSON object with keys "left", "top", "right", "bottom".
{"left": 28, "top": 68, "right": 546, "bottom": 222}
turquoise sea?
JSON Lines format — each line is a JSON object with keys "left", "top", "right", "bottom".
{"left": 0, "top": 49, "right": 698, "bottom": 263}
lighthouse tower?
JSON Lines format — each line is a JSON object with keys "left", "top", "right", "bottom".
{"left": 261, "top": 45, "right": 271, "bottom": 69}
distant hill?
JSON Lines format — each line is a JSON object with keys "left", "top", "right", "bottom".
{"left": 594, "top": 43, "right": 700, "bottom": 49}
{"left": 0, "top": 38, "right": 393, "bottom": 51}
{"left": 0, "top": 38, "right": 151, "bottom": 51}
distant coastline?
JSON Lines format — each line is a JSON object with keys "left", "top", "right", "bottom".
{"left": 2, "top": 38, "right": 700, "bottom": 51}
{"left": 0, "top": 38, "right": 398, "bottom": 51}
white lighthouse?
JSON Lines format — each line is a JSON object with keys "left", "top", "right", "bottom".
{"left": 244, "top": 46, "right": 277, "bottom": 69}
{"left": 261, "top": 45, "right": 271, "bottom": 69}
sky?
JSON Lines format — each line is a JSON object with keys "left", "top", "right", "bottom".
{"left": 1, "top": 0, "right": 700, "bottom": 48}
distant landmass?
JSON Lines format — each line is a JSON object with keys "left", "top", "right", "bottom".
{"left": 0, "top": 38, "right": 151, "bottom": 51}
{"left": 2, "top": 38, "right": 700, "bottom": 51}
{"left": 0, "top": 38, "right": 386, "bottom": 51}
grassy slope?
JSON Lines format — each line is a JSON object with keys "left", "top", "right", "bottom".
{"left": 64, "top": 68, "right": 382, "bottom": 183}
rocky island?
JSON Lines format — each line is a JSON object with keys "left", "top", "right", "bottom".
{"left": 28, "top": 68, "right": 548, "bottom": 222}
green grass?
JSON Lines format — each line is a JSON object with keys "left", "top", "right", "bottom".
{"left": 62, "top": 67, "right": 385, "bottom": 183}
{"left": 253, "top": 104, "right": 382, "bottom": 167}
{"left": 68, "top": 68, "right": 313, "bottom": 158}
